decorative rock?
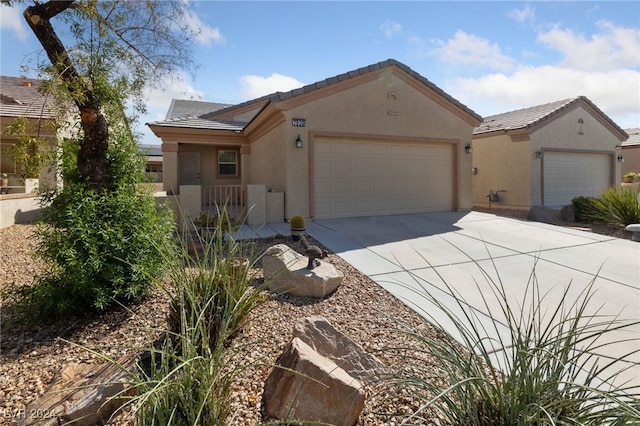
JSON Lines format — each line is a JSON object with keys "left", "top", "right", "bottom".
{"left": 559, "top": 204, "right": 576, "bottom": 222}
{"left": 527, "top": 205, "right": 557, "bottom": 224}
{"left": 293, "top": 316, "right": 388, "bottom": 383}
{"left": 262, "top": 244, "right": 343, "bottom": 298}
{"left": 263, "top": 337, "right": 365, "bottom": 426}
{"left": 19, "top": 358, "right": 134, "bottom": 426}
{"left": 626, "top": 224, "right": 640, "bottom": 242}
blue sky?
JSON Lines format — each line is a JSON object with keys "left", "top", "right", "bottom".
{"left": 1, "top": 1, "right": 639, "bottom": 145}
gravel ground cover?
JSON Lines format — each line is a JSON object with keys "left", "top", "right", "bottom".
{"left": 0, "top": 210, "right": 629, "bottom": 425}
{"left": 0, "top": 225, "right": 442, "bottom": 425}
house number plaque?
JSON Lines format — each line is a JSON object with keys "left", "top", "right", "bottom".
{"left": 292, "top": 118, "right": 306, "bottom": 127}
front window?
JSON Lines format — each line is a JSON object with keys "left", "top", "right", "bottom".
{"left": 218, "top": 150, "right": 238, "bottom": 177}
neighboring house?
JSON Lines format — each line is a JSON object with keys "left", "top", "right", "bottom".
{"left": 622, "top": 128, "right": 640, "bottom": 177}
{"left": 139, "top": 144, "right": 163, "bottom": 183}
{"left": 147, "top": 59, "right": 481, "bottom": 225}
{"left": 472, "top": 96, "right": 627, "bottom": 210}
{"left": 1, "top": 75, "right": 59, "bottom": 228}
{"left": 1, "top": 75, "right": 58, "bottom": 188}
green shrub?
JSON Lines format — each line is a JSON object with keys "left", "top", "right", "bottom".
{"left": 572, "top": 195, "right": 598, "bottom": 222}
{"left": 588, "top": 186, "right": 640, "bottom": 226}
{"left": 10, "top": 131, "right": 174, "bottom": 322}
{"left": 388, "top": 256, "right": 640, "bottom": 425}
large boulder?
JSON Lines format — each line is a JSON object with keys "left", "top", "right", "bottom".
{"left": 293, "top": 316, "right": 388, "bottom": 383}
{"left": 559, "top": 204, "right": 576, "bottom": 222}
{"left": 262, "top": 337, "right": 365, "bottom": 426}
{"left": 527, "top": 205, "right": 557, "bottom": 224}
{"left": 262, "top": 244, "right": 343, "bottom": 298}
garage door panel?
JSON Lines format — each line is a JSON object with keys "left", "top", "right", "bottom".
{"left": 544, "top": 152, "right": 611, "bottom": 206}
{"left": 313, "top": 138, "right": 453, "bottom": 219}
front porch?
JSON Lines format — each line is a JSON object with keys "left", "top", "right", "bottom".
{"left": 165, "top": 184, "right": 285, "bottom": 232}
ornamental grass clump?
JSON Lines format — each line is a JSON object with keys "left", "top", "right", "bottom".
{"left": 130, "top": 210, "right": 267, "bottom": 425}
{"left": 388, "top": 255, "right": 640, "bottom": 425}
{"left": 586, "top": 186, "right": 640, "bottom": 226}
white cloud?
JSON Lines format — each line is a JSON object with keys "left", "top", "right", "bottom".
{"left": 507, "top": 4, "right": 536, "bottom": 25}
{"left": 0, "top": 4, "right": 29, "bottom": 41}
{"left": 380, "top": 20, "right": 402, "bottom": 38}
{"left": 446, "top": 66, "right": 640, "bottom": 128}
{"left": 132, "top": 72, "right": 204, "bottom": 144}
{"left": 537, "top": 20, "right": 640, "bottom": 71}
{"left": 239, "top": 73, "right": 304, "bottom": 100}
{"left": 144, "top": 72, "right": 204, "bottom": 111}
{"left": 433, "top": 30, "right": 516, "bottom": 71}
{"left": 179, "top": 7, "right": 225, "bottom": 47}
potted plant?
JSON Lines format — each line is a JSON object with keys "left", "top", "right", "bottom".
{"left": 1, "top": 173, "right": 8, "bottom": 187}
{"left": 194, "top": 210, "right": 238, "bottom": 242}
{"left": 623, "top": 172, "right": 636, "bottom": 183}
{"left": 290, "top": 215, "right": 306, "bottom": 241}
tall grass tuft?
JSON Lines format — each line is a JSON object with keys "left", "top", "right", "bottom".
{"left": 587, "top": 186, "right": 640, "bottom": 226}
{"left": 388, "top": 255, "right": 640, "bottom": 425}
{"left": 128, "top": 211, "right": 267, "bottom": 424}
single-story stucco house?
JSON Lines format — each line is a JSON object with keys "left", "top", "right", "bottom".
{"left": 471, "top": 96, "right": 627, "bottom": 210}
{"left": 147, "top": 59, "right": 482, "bottom": 225}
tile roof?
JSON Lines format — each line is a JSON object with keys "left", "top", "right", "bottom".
{"left": 203, "top": 59, "right": 482, "bottom": 123}
{"left": 148, "top": 115, "right": 245, "bottom": 131}
{"left": 624, "top": 128, "right": 640, "bottom": 147}
{"left": 474, "top": 96, "right": 626, "bottom": 138}
{"left": 165, "top": 99, "right": 231, "bottom": 120}
{"left": 149, "top": 59, "right": 482, "bottom": 131}
{"left": 0, "top": 75, "right": 57, "bottom": 119}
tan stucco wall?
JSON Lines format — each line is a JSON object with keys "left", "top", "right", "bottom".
{"left": 471, "top": 134, "right": 532, "bottom": 209}
{"left": 259, "top": 68, "right": 475, "bottom": 219}
{"left": 473, "top": 105, "right": 623, "bottom": 210}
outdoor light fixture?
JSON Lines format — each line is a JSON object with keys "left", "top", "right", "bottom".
{"left": 617, "top": 154, "right": 624, "bottom": 162}
{"left": 295, "top": 135, "right": 303, "bottom": 149}
{"left": 534, "top": 150, "right": 542, "bottom": 159}
{"left": 465, "top": 144, "right": 473, "bottom": 154}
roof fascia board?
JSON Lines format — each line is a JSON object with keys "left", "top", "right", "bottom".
{"left": 271, "top": 71, "right": 380, "bottom": 111}
{"left": 243, "top": 104, "right": 286, "bottom": 141}
{"left": 393, "top": 68, "right": 481, "bottom": 127}
{"left": 526, "top": 97, "right": 627, "bottom": 141}
{"left": 148, "top": 125, "right": 247, "bottom": 144}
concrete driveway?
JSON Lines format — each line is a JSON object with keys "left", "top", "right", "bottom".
{"left": 239, "top": 211, "right": 640, "bottom": 389}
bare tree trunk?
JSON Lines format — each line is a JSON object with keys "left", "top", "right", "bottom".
{"left": 24, "top": 1, "right": 111, "bottom": 190}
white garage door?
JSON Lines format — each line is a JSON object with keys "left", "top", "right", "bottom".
{"left": 543, "top": 151, "right": 611, "bottom": 206}
{"left": 313, "top": 137, "right": 453, "bottom": 219}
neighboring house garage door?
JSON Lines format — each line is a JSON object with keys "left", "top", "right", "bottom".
{"left": 313, "top": 137, "right": 453, "bottom": 219}
{"left": 543, "top": 151, "right": 611, "bottom": 206}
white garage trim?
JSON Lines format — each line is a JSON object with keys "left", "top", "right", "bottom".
{"left": 311, "top": 135, "right": 455, "bottom": 219}
{"left": 542, "top": 150, "right": 613, "bottom": 206}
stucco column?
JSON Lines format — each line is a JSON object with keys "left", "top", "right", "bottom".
{"left": 240, "top": 145, "right": 251, "bottom": 187}
{"left": 162, "top": 143, "right": 179, "bottom": 195}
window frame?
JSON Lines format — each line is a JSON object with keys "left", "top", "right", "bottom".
{"left": 216, "top": 149, "right": 239, "bottom": 178}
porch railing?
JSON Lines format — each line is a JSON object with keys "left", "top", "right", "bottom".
{"left": 202, "top": 184, "right": 245, "bottom": 215}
